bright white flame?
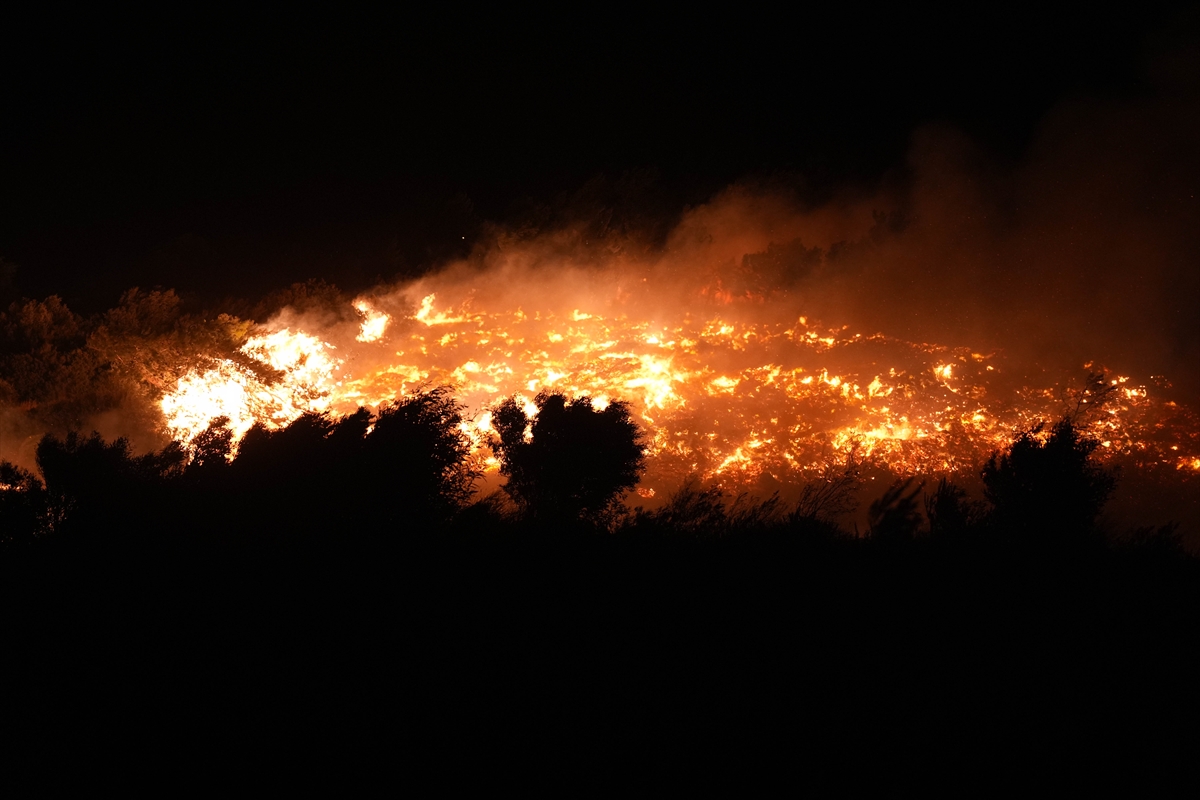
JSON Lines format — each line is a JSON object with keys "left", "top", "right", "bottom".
{"left": 354, "top": 299, "right": 390, "bottom": 342}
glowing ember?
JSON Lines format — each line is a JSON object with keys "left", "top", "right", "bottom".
{"left": 160, "top": 291, "right": 1200, "bottom": 497}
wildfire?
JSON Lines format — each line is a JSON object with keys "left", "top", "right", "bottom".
{"left": 160, "top": 290, "right": 1200, "bottom": 496}
{"left": 163, "top": 329, "right": 341, "bottom": 447}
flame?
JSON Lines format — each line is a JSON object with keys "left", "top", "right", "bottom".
{"left": 354, "top": 299, "right": 390, "bottom": 342}
{"left": 414, "top": 293, "right": 469, "bottom": 326}
{"left": 159, "top": 290, "right": 1200, "bottom": 497}
{"left": 162, "top": 329, "right": 341, "bottom": 447}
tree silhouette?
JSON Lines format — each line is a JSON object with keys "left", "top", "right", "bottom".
{"left": 217, "top": 387, "right": 480, "bottom": 536}
{"left": 228, "top": 412, "right": 340, "bottom": 535}
{"left": 491, "top": 392, "right": 645, "bottom": 525}
{"left": 359, "top": 387, "right": 481, "bottom": 525}
{"left": 0, "top": 462, "right": 48, "bottom": 543}
{"left": 188, "top": 415, "right": 234, "bottom": 469}
{"left": 981, "top": 417, "right": 1116, "bottom": 541}
{"left": 35, "top": 430, "right": 185, "bottom": 537}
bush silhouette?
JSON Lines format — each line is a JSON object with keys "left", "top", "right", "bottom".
{"left": 491, "top": 392, "right": 645, "bottom": 525}
{"left": 0, "top": 462, "right": 48, "bottom": 544}
{"left": 924, "top": 477, "right": 980, "bottom": 541}
{"left": 214, "top": 387, "right": 479, "bottom": 535}
{"left": 868, "top": 477, "right": 924, "bottom": 543}
{"left": 358, "top": 387, "right": 481, "bottom": 525}
{"left": 34, "top": 430, "right": 185, "bottom": 537}
{"left": 981, "top": 418, "right": 1116, "bottom": 541}
{"left": 627, "top": 480, "right": 789, "bottom": 539}
{"left": 791, "top": 448, "right": 862, "bottom": 524}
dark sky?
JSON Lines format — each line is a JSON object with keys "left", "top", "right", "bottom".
{"left": 1, "top": 6, "right": 1195, "bottom": 312}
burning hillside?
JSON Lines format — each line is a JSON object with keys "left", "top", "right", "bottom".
{"left": 158, "top": 278, "right": 1200, "bottom": 503}
{"left": 3, "top": 169, "right": 1198, "bottom": 518}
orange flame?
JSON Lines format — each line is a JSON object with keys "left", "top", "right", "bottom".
{"left": 160, "top": 291, "right": 1200, "bottom": 497}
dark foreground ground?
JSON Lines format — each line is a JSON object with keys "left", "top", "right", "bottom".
{"left": 2, "top": 529, "right": 1199, "bottom": 784}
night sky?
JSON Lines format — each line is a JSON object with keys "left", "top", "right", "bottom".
{"left": 1, "top": 7, "right": 1196, "bottom": 313}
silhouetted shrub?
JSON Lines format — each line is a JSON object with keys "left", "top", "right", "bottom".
{"left": 491, "top": 392, "right": 645, "bottom": 526}
{"left": 1124, "top": 523, "right": 1186, "bottom": 559}
{"left": 360, "top": 387, "right": 481, "bottom": 524}
{"left": 212, "top": 387, "right": 480, "bottom": 537}
{"left": 626, "top": 481, "right": 788, "bottom": 538}
{"left": 981, "top": 418, "right": 1116, "bottom": 542}
{"left": 0, "top": 462, "right": 48, "bottom": 543}
{"left": 868, "top": 477, "right": 924, "bottom": 543}
{"left": 634, "top": 480, "right": 728, "bottom": 537}
{"left": 924, "top": 477, "right": 981, "bottom": 541}
{"left": 187, "top": 415, "right": 234, "bottom": 470}
{"left": 791, "top": 449, "right": 862, "bottom": 524}
{"left": 35, "top": 430, "right": 185, "bottom": 537}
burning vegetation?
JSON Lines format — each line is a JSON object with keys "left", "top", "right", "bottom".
{"left": 0, "top": 183, "right": 1196, "bottom": 541}
{"left": 150, "top": 284, "right": 1198, "bottom": 503}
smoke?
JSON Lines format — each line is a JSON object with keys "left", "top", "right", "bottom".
{"left": 862, "top": 82, "right": 1200, "bottom": 390}
{"left": 541, "top": 53, "right": 1189, "bottom": 396}
{"left": 365, "top": 63, "right": 1199, "bottom": 400}
{"left": 325, "top": 91, "right": 1197, "bottom": 531}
